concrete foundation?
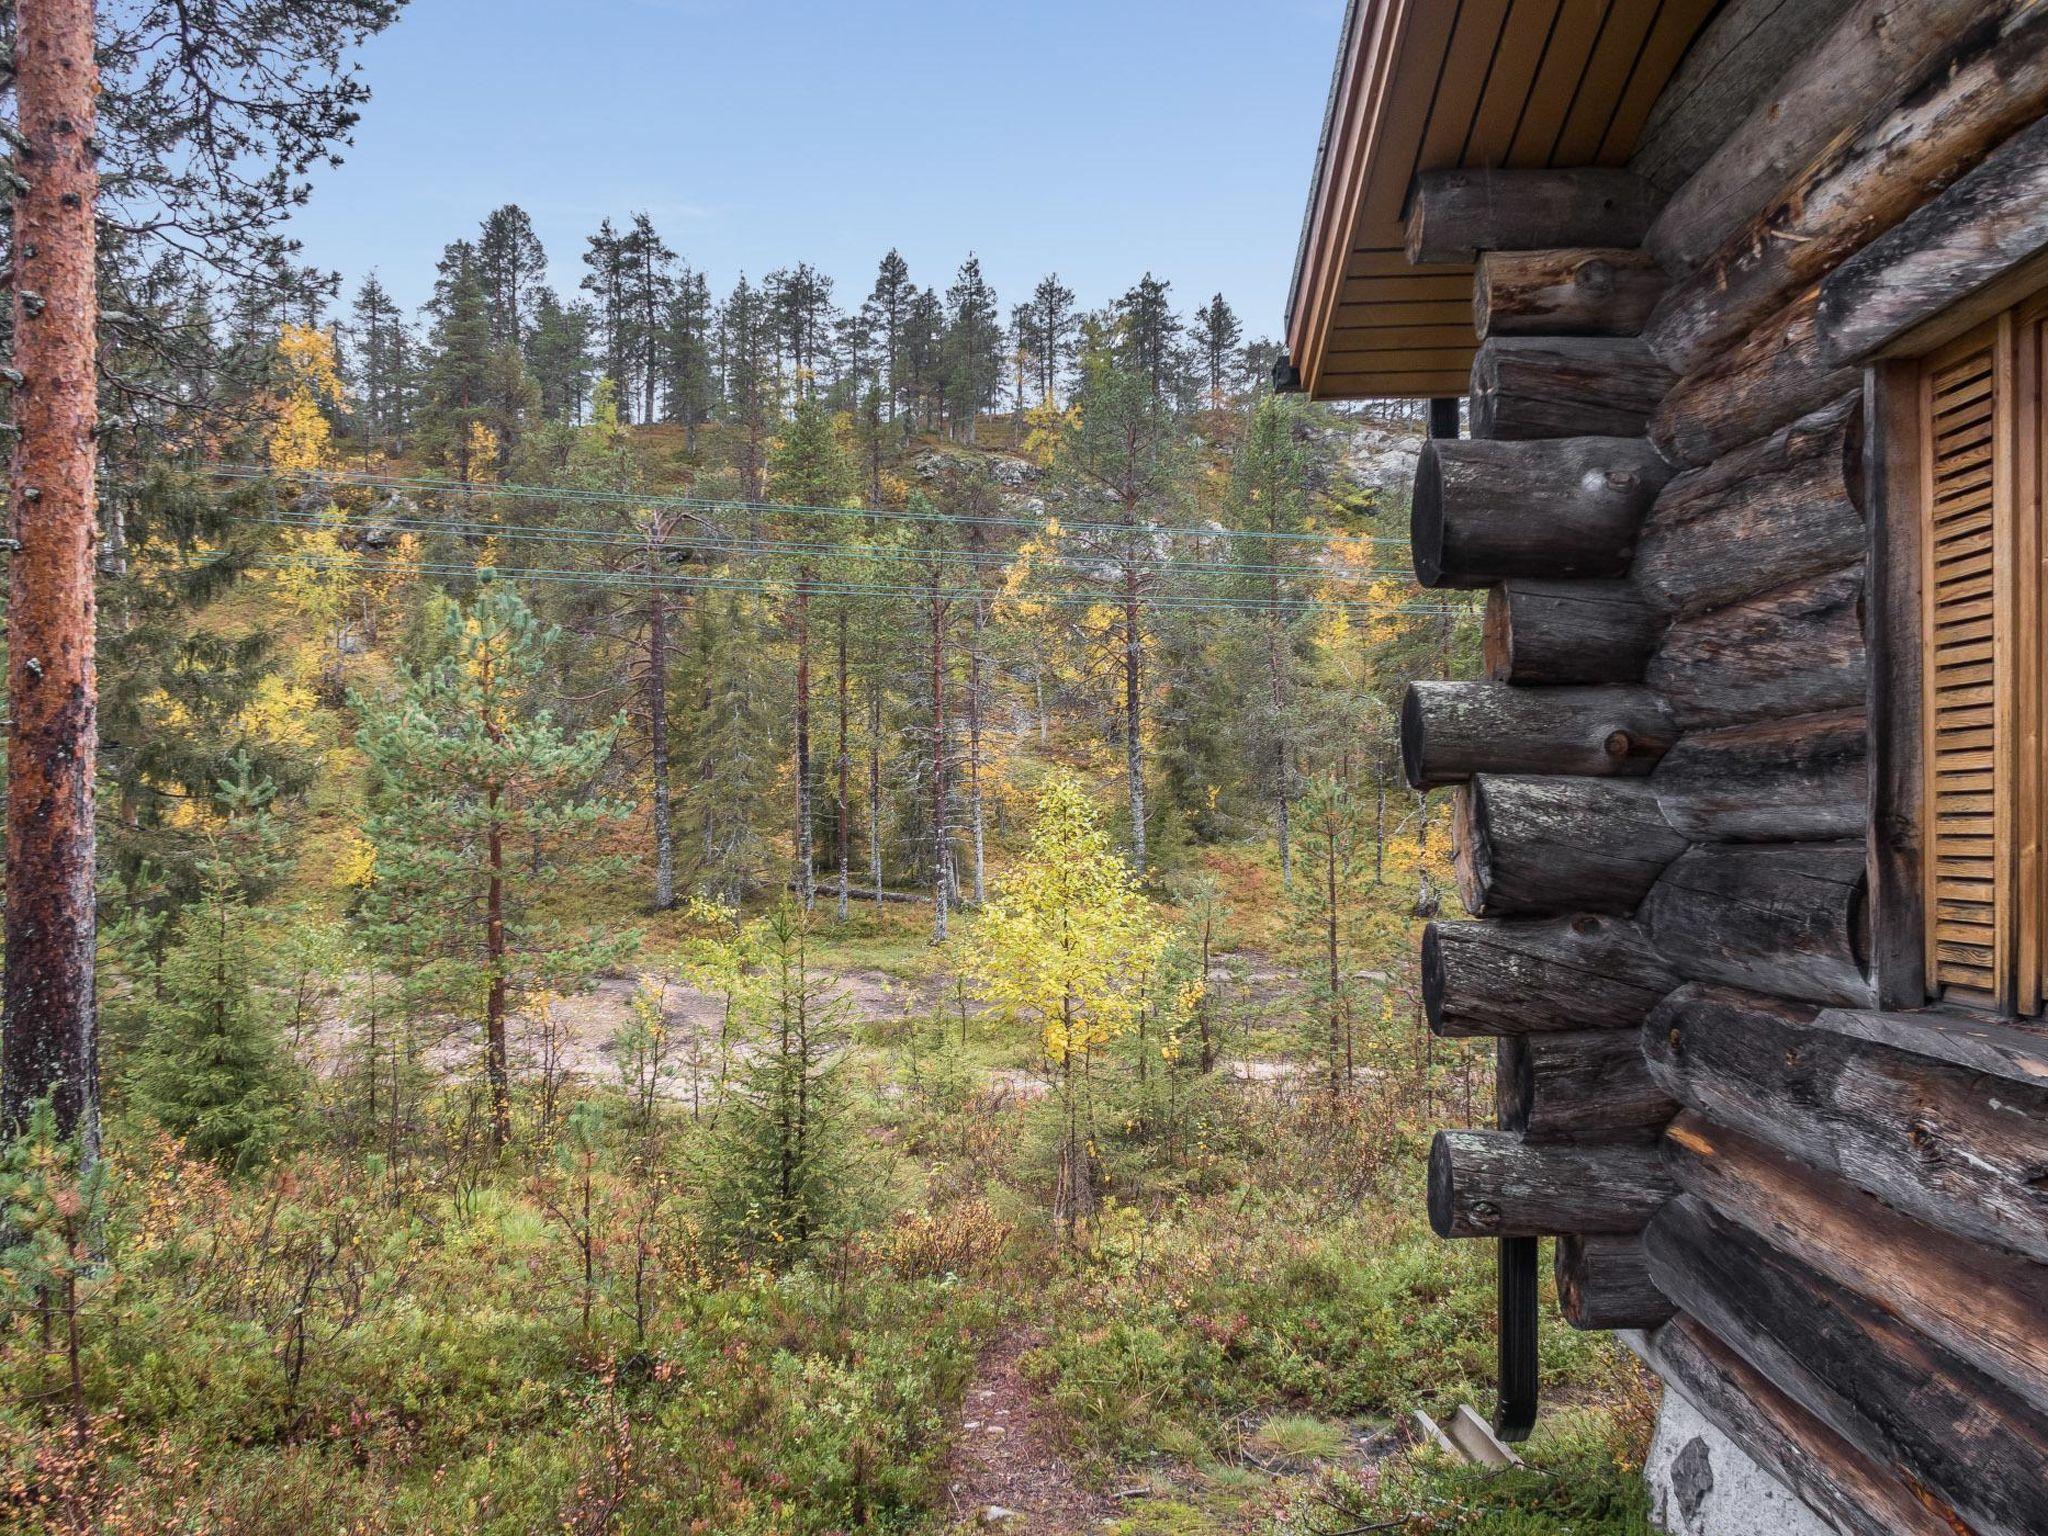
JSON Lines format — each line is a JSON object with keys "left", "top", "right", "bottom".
{"left": 1645, "top": 1392, "right": 1840, "bottom": 1536}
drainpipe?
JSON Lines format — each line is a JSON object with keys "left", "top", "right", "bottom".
{"left": 1428, "top": 393, "right": 1539, "bottom": 1442}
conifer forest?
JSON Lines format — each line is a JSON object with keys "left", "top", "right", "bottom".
{"left": 0, "top": 4, "right": 1663, "bottom": 1533}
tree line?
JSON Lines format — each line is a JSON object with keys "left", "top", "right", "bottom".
{"left": 343, "top": 203, "right": 1277, "bottom": 479}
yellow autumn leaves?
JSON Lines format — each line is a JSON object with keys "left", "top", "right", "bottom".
{"left": 962, "top": 771, "right": 1193, "bottom": 1065}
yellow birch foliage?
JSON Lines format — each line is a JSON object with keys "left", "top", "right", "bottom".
{"left": 267, "top": 324, "right": 357, "bottom": 634}
{"left": 268, "top": 324, "right": 342, "bottom": 474}
{"left": 963, "top": 772, "right": 1165, "bottom": 1063}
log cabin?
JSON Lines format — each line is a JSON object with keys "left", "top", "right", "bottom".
{"left": 1281, "top": 3, "right": 2048, "bottom": 1532}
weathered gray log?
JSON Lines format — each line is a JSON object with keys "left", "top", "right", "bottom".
{"left": 1651, "top": 710, "right": 1867, "bottom": 843}
{"left": 1483, "top": 580, "right": 1661, "bottom": 686}
{"left": 1554, "top": 1234, "right": 1673, "bottom": 1331}
{"left": 1423, "top": 915, "right": 1680, "bottom": 1038}
{"left": 1646, "top": 1195, "right": 2048, "bottom": 1536}
{"left": 1648, "top": 287, "right": 1863, "bottom": 468}
{"left": 1427, "top": 1129, "right": 1675, "bottom": 1239}
{"left": 1647, "top": 565, "right": 1867, "bottom": 731}
{"left": 1816, "top": 1004, "right": 2048, "bottom": 1090}
{"left": 1822, "top": 113, "right": 2048, "bottom": 362}
{"left": 1628, "top": 0, "right": 1865, "bottom": 196}
{"left": 1453, "top": 776, "right": 1686, "bottom": 918}
{"left": 1633, "top": 395, "right": 1864, "bottom": 615}
{"left": 1646, "top": 8, "right": 2048, "bottom": 371}
{"left": 1863, "top": 361, "right": 1930, "bottom": 1010}
{"left": 1405, "top": 169, "right": 1661, "bottom": 265}
{"left": 1401, "top": 681, "right": 1676, "bottom": 790}
{"left": 1666, "top": 1111, "right": 2048, "bottom": 1414}
{"left": 1645, "top": 0, "right": 2008, "bottom": 273}
{"left": 1473, "top": 249, "right": 1666, "bottom": 339}
{"left": 1645, "top": 985, "right": 2048, "bottom": 1263}
{"left": 1638, "top": 1316, "right": 1960, "bottom": 1536}
{"left": 1641, "top": 845, "right": 1873, "bottom": 1008}
{"left": 1498, "top": 1031, "right": 1678, "bottom": 1142}
{"left": 1470, "top": 338, "right": 1674, "bottom": 441}
{"left": 1412, "top": 437, "right": 1671, "bottom": 589}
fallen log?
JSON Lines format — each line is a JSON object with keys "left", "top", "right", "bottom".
{"left": 1640, "top": 844, "right": 1873, "bottom": 1008}
{"left": 1423, "top": 915, "right": 1680, "bottom": 1038}
{"left": 1483, "top": 580, "right": 1662, "bottom": 686}
{"left": 1646, "top": 565, "right": 1867, "bottom": 731}
{"left": 1665, "top": 1111, "right": 2048, "bottom": 1414}
{"left": 1638, "top": 1316, "right": 1968, "bottom": 1536}
{"left": 1554, "top": 1234, "right": 1673, "bottom": 1331}
{"left": 1497, "top": 1031, "right": 1677, "bottom": 1142}
{"left": 1646, "top": 7, "right": 2048, "bottom": 372}
{"left": 1412, "top": 436, "right": 1671, "bottom": 589}
{"left": 1452, "top": 776, "right": 1686, "bottom": 918}
{"left": 1821, "top": 112, "right": 2048, "bottom": 363}
{"left": 1644, "top": 985, "right": 2048, "bottom": 1263}
{"left": 1405, "top": 169, "right": 1661, "bottom": 265}
{"left": 1632, "top": 395, "right": 1864, "bottom": 616}
{"left": 1645, "top": 0, "right": 2009, "bottom": 273}
{"left": 1648, "top": 287, "right": 1862, "bottom": 468}
{"left": 1645, "top": 1195, "right": 2048, "bottom": 1536}
{"left": 1650, "top": 710, "right": 1867, "bottom": 843}
{"left": 1401, "top": 681, "right": 1676, "bottom": 789}
{"left": 1470, "top": 337, "right": 1673, "bottom": 441}
{"left": 1473, "top": 249, "right": 1666, "bottom": 339}
{"left": 1427, "top": 1129, "right": 1675, "bottom": 1239}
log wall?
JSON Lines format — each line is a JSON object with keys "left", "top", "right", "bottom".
{"left": 1387, "top": 11, "right": 2048, "bottom": 1525}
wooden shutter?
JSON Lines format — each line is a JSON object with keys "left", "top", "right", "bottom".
{"left": 1921, "top": 330, "right": 2006, "bottom": 1002}
{"left": 1918, "top": 312, "right": 2044, "bottom": 1012}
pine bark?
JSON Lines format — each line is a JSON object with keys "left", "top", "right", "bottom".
{"left": 3, "top": 0, "right": 101, "bottom": 1153}
{"left": 834, "top": 610, "right": 850, "bottom": 923}
{"left": 793, "top": 575, "right": 814, "bottom": 908}
{"left": 929, "top": 566, "right": 948, "bottom": 941}
{"left": 648, "top": 535, "right": 674, "bottom": 912}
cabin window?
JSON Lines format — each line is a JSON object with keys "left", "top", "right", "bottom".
{"left": 1918, "top": 304, "right": 2047, "bottom": 1013}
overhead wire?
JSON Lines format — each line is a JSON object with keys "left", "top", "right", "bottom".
{"left": 205, "top": 462, "right": 1418, "bottom": 548}
{"left": 217, "top": 550, "right": 1483, "bottom": 619}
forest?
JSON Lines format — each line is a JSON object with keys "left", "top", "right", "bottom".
{"left": 0, "top": 4, "right": 1660, "bottom": 1533}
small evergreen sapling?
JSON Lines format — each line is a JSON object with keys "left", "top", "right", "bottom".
{"left": 128, "top": 756, "right": 299, "bottom": 1171}
{"left": 353, "top": 585, "right": 633, "bottom": 1147}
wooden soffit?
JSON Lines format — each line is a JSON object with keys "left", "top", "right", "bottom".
{"left": 1285, "top": 0, "right": 1720, "bottom": 401}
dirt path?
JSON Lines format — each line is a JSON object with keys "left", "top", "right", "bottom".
{"left": 945, "top": 1330, "right": 1114, "bottom": 1534}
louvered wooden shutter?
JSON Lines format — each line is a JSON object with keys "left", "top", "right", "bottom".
{"left": 1922, "top": 334, "right": 2007, "bottom": 1003}
{"left": 1918, "top": 310, "right": 2045, "bottom": 1014}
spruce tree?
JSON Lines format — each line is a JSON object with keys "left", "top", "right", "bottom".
{"left": 942, "top": 255, "right": 1003, "bottom": 442}
{"left": 1116, "top": 273, "right": 1186, "bottom": 401}
{"left": 1192, "top": 294, "right": 1244, "bottom": 409}
{"left": 128, "top": 757, "right": 298, "bottom": 1171}
{"left": 768, "top": 398, "right": 855, "bottom": 907}
{"left": 702, "top": 901, "right": 852, "bottom": 1266}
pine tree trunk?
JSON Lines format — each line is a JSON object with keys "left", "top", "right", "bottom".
{"left": 1269, "top": 589, "right": 1291, "bottom": 887}
{"left": 794, "top": 575, "right": 814, "bottom": 908}
{"left": 1325, "top": 828, "right": 1342, "bottom": 1100}
{"left": 648, "top": 546, "right": 674, "bottom": 912}
{"left": 969, "top": 594, "right": 987, "bottom": 906}
{"left": 930, "top": 569, "right": 948, "bottom": 943}
{"left": 1123, "top": 571, "right": 1146, "bottom": 877}
{"left": 868, "top": 670, "right": 884, "bottom": 915}
{"left": 3, "top": 0, "right": 101, "bottom": 1155}
{"left": 836, "top": 608, "right": 850, "bottom": 923}
{"left": 486, "top": 783, "right": 511, "bottom": 1147}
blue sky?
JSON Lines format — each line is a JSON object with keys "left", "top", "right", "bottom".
{"left": 287, "top": 0, "right": 1347, "bottom": 337}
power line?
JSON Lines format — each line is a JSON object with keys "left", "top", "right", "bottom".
{"left": 218, "top": 551, "right": 1483, "bottom": 620}
{"left": 206, "top": 462, "right": 1417, "bottom": 549}
{"left": 228, "top": 506, "right": 1423, "bottom": 583}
